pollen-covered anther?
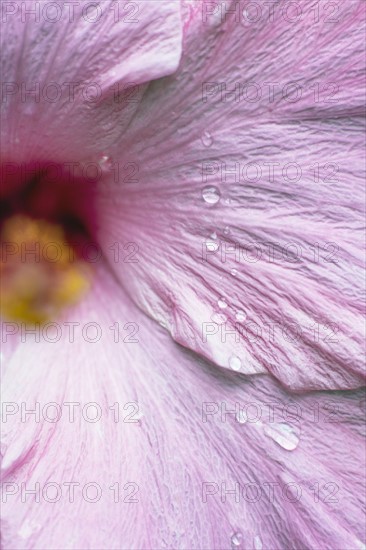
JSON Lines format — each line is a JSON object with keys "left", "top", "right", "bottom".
{"left": 0, "top": 215, "right": 90, "bottom": 324}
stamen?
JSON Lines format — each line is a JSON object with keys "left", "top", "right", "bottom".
{"left": 0, "top": 215, "right": 90, "bottom": 324}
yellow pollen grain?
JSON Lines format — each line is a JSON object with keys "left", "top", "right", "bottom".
{"left": 0, "top": 215, "right": 90, "bottom": 324}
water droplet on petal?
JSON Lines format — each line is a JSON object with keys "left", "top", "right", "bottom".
{"left": 263, "top": 423, "right": 300, "bottom": 451}
{"left": 235, "top": 310, "right": 246, "bottom": 322}
{"left": 209, "top": 9, "right": 222, "bottom": 27}
{"left": 205, "top": 239, "right": 219, "bottom": 252}
{"left": 202, "top": 186, "right": 220, "bottom": 205}
{"left": 224, "top": 226, "right": 231, "bottom": 235}
{"left": 18, "top": 520, "right": 41, "bottom": 539}
{"left": 201, "top": 131, "right": 213, "bottom": 147}
{"left": 211, "top": 312, "right": 227, "bottom": 325}
{"left": 210, "top": 231, "right": 217, "bottom": 240}
{"left": 231, "top": 268, "right": 238, "bottom": 277}
{"left": 99, "top": 155, "right": 113, "bottom": 172}
{"left": 254, "top": 535, "right": 263, "bottom": 550}
{"left": 231, "top": 531, "right": 243, "bottom": 546}
{"left": 217, "top": 297, "right": 228, "bottom": 309}
{"left": 229, "top": 355, "right": 242, "bottom": 371}
{"left": 236, "top": 409, "right": 247, "bottom": 424}
{"left": 23, "top": 102, "right": 36, "bottom": 116}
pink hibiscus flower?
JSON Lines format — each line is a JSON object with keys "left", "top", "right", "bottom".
{"left": 1, "top": 1, "right": 365, "bottom": 549}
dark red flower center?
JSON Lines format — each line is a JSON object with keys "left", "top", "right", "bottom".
{"left": 0, "top": 160, "right": 99, "bottom": 323}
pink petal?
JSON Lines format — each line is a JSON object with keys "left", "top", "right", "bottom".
{"left": 97, "top": 0, "right": 366, "bottom": 391}
{"left": 1, "top": 265, "right": 365, "bottom": 549}
{"left": 0, "top": 0, "right": 182, "bottom": 160}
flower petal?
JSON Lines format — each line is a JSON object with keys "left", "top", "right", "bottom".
{"left": 1, "top": 266, "right": 365, "bottom": 549}
{"left": 97, "top": 0, "right": 366, "bottom": 391}
{"left": 0, "top": 0, "right": 182, "bottom": 160}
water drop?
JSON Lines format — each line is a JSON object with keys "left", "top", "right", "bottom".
{"left": 23, "top": 101, "right": 36, "bottom": 116}
{"left": 235, "top": 310, "right": 246, "bottom": 322}
{"left": 205, "top": 239, "right": 219, "bottom": 252}
{"left": 229, "top": 355, "right": 242, "bottom": 371}
{"left": 201, "top": 131, "right": 213, "bottom": 147}
{"left": 217, "top": 297, "right": 228, "bottom": 309}
{"left": 208, "top": 9, "right": 222, "bottom": 27}
{"left": 254, "top": 535, "right": 263, "bottom": 550}
{"left": 224, "top": 226, "right": 231, "bottom": 235}
{"left": 236, "top": 409, "right": 247, "bottom": 424}
{"left": 210, "top": 231, "right": 217, "bottom": 240}
{"left": 231, "top": 531, "right": 243, "bottom": 546}
{"left": 263, "top": 423, "right": 300, "bottom": 451}
{"left": 231, "top": 268, "right": 238, "bottom": 277}
{"left": 99, "top": 154, "right": 113, "bottom": 171}
{"left": 18, "top": 520, "right": 40, "bottom": 539}
{"left": 211, "top": 312, "right": 227, "bottom": 325}
{"left": 202, "top": 186, "right": 220, "bottom": 205}
{"left": 242, "top": 10, "right": 255, "bottom": 27}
